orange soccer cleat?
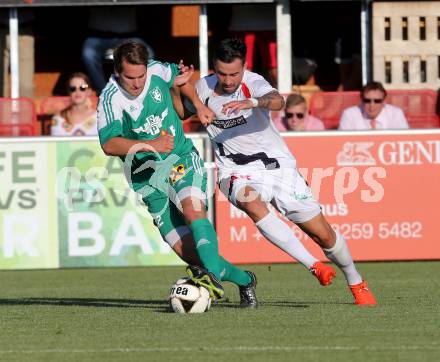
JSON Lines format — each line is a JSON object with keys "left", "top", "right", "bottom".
{"left": 349, "top": 281, "right": 377, "bottom": 305}
{"left": 309, "top": 261, "right": 337, "bottom": 286}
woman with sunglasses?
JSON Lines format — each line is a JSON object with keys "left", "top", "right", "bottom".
{"left": 280, "top": 93, "right": 324, "bottom": 131}
{"left": 50, "top": 72, "right": 98, "bottom": 136}
{"left": 339, "top": 81, "right": 409, "bottom": 130}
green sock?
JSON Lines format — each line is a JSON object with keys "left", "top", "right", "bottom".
{"left": 190, "top": 218, "right": 221, "bottom": 279}
{"left": 218, "top": 256, "right": 251, "bottom": 286}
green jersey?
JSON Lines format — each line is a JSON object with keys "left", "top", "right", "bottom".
{"left": 97, "top": 60, "right": 195, "bottom": 191}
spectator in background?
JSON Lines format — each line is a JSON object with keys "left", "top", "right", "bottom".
{"left": 229, "top": 4, "right": 277, "bottom": 87}
{"left": 0, "top": 9, "right": 34, "bottom": 98}
{"left": 50, "top": 72, "right": 97, "bottom": 136}
{"left": 277, "top": 93, "right": 325, "bottom": 131}
{"left": 339, "top": 81, "right": 409, "bottom": 130}
{"left": 81, "top": 7, "right": 154, "bottom": 94}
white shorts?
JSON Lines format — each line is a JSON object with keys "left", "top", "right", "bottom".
{"left": 218, "top": 168, "right": 321, "bottom": 224}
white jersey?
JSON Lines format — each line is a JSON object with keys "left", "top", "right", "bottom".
{"left": 195, "top": 70, "right": 296, "bottom": 178}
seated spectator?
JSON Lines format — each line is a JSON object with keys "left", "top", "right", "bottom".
{"left": 339, "top": 81, "right": 409, "bottom": 130}
{"left": 50, "top": 72, "right": 98, "bottom": 136}
{"left": 275, "top": 93, "right": 325, "bottom": 131}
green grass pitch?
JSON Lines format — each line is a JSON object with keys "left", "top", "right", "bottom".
{"left": 0, "top": 261, "right": 439, "bottom": 362}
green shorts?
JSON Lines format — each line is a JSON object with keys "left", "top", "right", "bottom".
{"left": 140, "top": 149, "right": 207, "bottom": 247}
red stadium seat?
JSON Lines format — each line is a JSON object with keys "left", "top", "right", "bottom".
{"left": 39, "top": 96, "right": 72, "bottom": 116}
{"left": 0, "top": 98, "right": 38, "bottom": 136}
{"left": 309, "top": 90, "right": 440, "bottom": 129}
{"left": 387, "top": 90, "right": 440, "bottom": 129}
{"left": 309, "top": 91, "right": 360, "bottom": 129}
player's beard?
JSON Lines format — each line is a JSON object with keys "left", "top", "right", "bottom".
{"left": 221, "top": 83, "right": 239, "bottom": 94}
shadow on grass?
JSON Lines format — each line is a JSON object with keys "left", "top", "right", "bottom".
{"left": 214, "top": 301, "right": 309, "bottom": 309}
{"left": 0, "top": 298, "right": 348, "bottom": 312}
{"left": 0, "top": 297, "right": 169, "bottom": 309}
{"left": 215, "top": 299, "right": 350, "bottom": 308}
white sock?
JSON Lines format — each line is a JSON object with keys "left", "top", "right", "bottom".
{"left": 323, "top": 231, "right": 362, "bottom": 285}
{"left": 256, "top": 212, "right": 318, "bottom": 269}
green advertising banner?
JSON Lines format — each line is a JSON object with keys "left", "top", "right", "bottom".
{"left": 0, "top": 141, "right": 58, "bottom": 269}
{"left": 55, "top": 138, "right": 183, "bottom": 268}
{"left": 0, "top": 137, "right": 185, "bottom": 270}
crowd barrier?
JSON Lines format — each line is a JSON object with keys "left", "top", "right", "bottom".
{"left": 1, "top": 131, "right": 439, "bottom": 270}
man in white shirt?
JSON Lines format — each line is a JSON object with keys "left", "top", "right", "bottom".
{"left": 339, "top": 81, "right": 409, "bottom": 130}
{"left": 174, "top": 38, "right": 376, "bottom": 305}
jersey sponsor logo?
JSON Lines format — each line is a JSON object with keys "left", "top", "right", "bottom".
{"left": 169, "top": 164, "right": 187, "bottom": 185}
{"left": 212, "top": 115, "right": 247, "bottom": 129}
{"left": 132, "top": 108, "right": 168, "bottom": 135}
{"left": 337, "top": 142, "right": 376, "bottom": 166}
{"left": 149, "top": 86, "right": 163, "bottom": 103}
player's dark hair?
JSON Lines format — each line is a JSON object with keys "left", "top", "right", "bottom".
{"left": 213, "top": 38, "right": 247, "bottom": 64}
{"left": 361, "top": 81, "right": 387, "bottom": 98}
{"left": 113, "top": 40, "right": 149, "bottom": 74}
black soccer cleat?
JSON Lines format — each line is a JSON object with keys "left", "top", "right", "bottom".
{"left": 186, "top": 265, "right": 225, "bottom": 300}
{"left": 239, "top": 271, "right": 258, "bottom": 308}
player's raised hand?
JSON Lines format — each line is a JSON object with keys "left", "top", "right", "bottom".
{"left": 174, "top": 60, "right": 194, "bottom": 87}
{"left": 196, "top": 104, "right": 215, "bottom": 126}
{"left": 221, "top": 99, "right": 254, "bottom": 116}
{"left": 147, "top": 132, "right": 174, "bottom": 153}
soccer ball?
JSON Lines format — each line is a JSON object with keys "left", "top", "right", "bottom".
{"left": 169, "top": 277, "right": 211, "bottom": 314}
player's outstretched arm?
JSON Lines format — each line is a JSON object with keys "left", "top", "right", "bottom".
{"left": 257, "top": 91, "right": 285, "bottom": 111}
{"left": 170, "top": 86, "right": 186, "bottom": 119}
{"left": 180, "top": 81, "right": 214, "bottom": 126}
{"left": 101, "top": 135, "right": 174, "bottom": 156}
{"left": 171, "top": 61, "right": 211, "bottom": 123}
{"left": 170, "top": 85, "right": 195, "bottom": 120}
{"left": 222, "top": 90, "right": 285, "bottom": 115}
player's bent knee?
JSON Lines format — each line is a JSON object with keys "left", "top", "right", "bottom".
{"left": 236, "top": 200, "right": 268, "bottom": 221}
{"left": 180, "top": 197, "right": 207, "bottom": 223}
{"left": 176, "top": 187, "right": 208, "bottom": 222}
